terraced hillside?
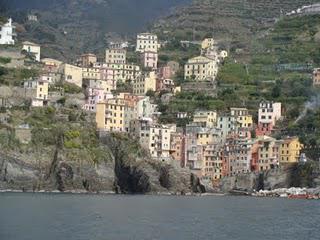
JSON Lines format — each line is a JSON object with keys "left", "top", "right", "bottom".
{"left": 154, "top": 0, "right": 319, "bottom": 51}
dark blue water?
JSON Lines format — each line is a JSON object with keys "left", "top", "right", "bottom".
{"left": 0, "top": 193, "right": 319, "bottom": 240}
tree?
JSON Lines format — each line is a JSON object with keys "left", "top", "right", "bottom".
{"left": 145, "top": 90, "right": 155, "bottom": 98}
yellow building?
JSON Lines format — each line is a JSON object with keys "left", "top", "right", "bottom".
{"left": 96, "top": 94, "right": 137, "bottom": 132}
{"left": 197, "top": 129, "right": 219, "bottom": 145}
{"left": 193, "top": 111, "right": 217, "bottom": 128}
{"left": 60, "top": 64, "right": 83, "bottom": 87}
{"left": 184, "top": 56, "right": 218, "bottom": 81}
{"left": 230, "top": 107, "right": 253, "bottom": 129}
{"left": 132, "top": 71, "right": 157, "bottom": 95}
{"left": 36, "top": 80, "right": 48, "bottom": 100}
{"left": 279, "top": 137, "right": 303, "bottom": 164}
{"left": 96, "top": 99, "right": 129, "bottom": 132}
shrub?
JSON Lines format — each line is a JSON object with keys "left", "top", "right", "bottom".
{"left": 0, "top": 57, "right": 11, "bottom": 64}
{"left": 63, "top": 83, "right": 82, "bottom": 94}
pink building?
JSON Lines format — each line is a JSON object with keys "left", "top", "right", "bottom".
{"left": 99, "top": 68, "right": 117, "bottom": 88}
{"left": 158, "top": 66, "right": 173, "bottom": 79}
{"left": 83, "top": 88, "right": 113, "bottom": 112}
{"left": 141, "top": 51, "right": 158, "bottom": 69}
{"left": 256, "top": 101, "right": 282, "bottom": 136}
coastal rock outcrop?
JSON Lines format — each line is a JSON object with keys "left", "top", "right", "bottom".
{"left": 220, "top": 163, "right": 320, "bottom": 193}
{"left": 0, "top": 152, "right": 116, "bottom": 192}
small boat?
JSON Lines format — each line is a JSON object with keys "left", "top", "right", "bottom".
{"left": 288, "top": 194, "right": 308, "bottom": 199}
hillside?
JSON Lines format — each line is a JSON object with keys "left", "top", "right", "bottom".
{"left": 157, "top": 13, "right": 320, "bottom": 151}
{"left": 2, "top": 0, "right": 191, "bottom": 61}
{"left": 154, "top": 0, "right": 320, "bottom": 53}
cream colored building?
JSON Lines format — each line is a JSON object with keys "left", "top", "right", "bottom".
{"left": 96, "top": 63, "right": 141, "bottom": 82}
{"left": 132, "top": 71, "right": 157, "bottom": 95}
{"left": 60, "top": 64, "right": 83, "bottom": 87}
{"left": 105, "top": 48, "right": 126, "bottom": 64}
{"left": 24, "top": 79, "right": 49, "bottom": 107}
{"left": 96, "top": 93, "right": 143, "bottom": 132}
{"left": 22, "top": 41, "right": 41, "bottom": 61}
{"left": 184, "top": 56, "right": 218, "bottom": 81}
{"left": 141, "top": 51, "right": 158, "bottom": 69}
{"left": 41, "top": 58, "right": 63, "bottom": 67}
{"left": 149, "top": 124, "right": 176, "bottom": 160}
{"left": 135, "top": 96, "right": 158, "bottom": 119}
{"left": 197, "top": 129, "right": 220, "bottom": 146}
{"left": 82, "top": 67, "right": 101, "bottom": 80}
{"left": 256, "top": 136, "right": 280, "bottom": 171}
{"left": 41, "top": 58, "right": 63, "bottom": 84}
{"left": 193, "top": 111, "right": 217, "bottom": 128}
{"left": 136, "top": 33, "right": 159, "bottom": 53}
{"left": 80, "top": 53, "right": 97, "bottom": 67}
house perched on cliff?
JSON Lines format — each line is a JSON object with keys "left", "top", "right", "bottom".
{"left": 0, "top": 18, "right": 16, "bottom": 45}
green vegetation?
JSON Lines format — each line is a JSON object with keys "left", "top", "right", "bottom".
{"left": 217, "top": 59, "right": 250, "bottom": 85}
{"left": 17, "top": 106, "right": 111, "bottom": 164}
{"left": 61, "top": 82, "right": 83, "bottom": 94}
{"left": 0, "top": 129, "right": 20, "bottom": 151}
{"left": 158, "top": 40, "right": 200, "bottom": 66}
{"left": 158, "top": 91, "right": 225, "bottom": 125}
{"left": 217, "top": 15, "right": 320, "bottom": 113}
{"left": 0, "top": 67, "right": 40, "bottom": 86}
{"left": 0, "top": 57, "right": 11, "bottom": 65}
{"left": 114, "top": 80, "right": 133, "bottom": 94}
{"left": 159, "top": 13, "right": 320, "bottom": 143}
{"left": 0, "top": 16, "right": 7, "bottom": 24}
{"left": 155, "top": 0, "right": 319, "bottom": 52}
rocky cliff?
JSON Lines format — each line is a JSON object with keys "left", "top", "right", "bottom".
{"left": 220, "top": 163, "right": 320, "bottom": 193}
{"left": 0, "top": 134, "right": 204, "bottom": 194}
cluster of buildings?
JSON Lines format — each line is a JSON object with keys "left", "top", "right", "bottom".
{"left": 184, "top": 38, "right": 227, "bottom": 81}
{"left": 95, "top": 92, "right": 303, "bottom": 183}
{"left": 1, "top": 19, "right": 305, "bottom": 184}
{"left": 15, "top": 32, "right": 180, "bottom": 108}
{"left": 6, "top": 31, "right": 182, "bottom": 111}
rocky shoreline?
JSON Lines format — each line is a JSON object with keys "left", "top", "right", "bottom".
{"left": 1, "top": 187, "right": 320, "bottom": 200}
{"left": 2, "top": 148, "right": 320, "bottom": 197}
{"left": 252, "top": 187, "right": 320, "bottom": 200}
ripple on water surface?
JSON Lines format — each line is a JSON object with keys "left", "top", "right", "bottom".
{"left": 0, "top": 193, "right": 319, "bottom": 240}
